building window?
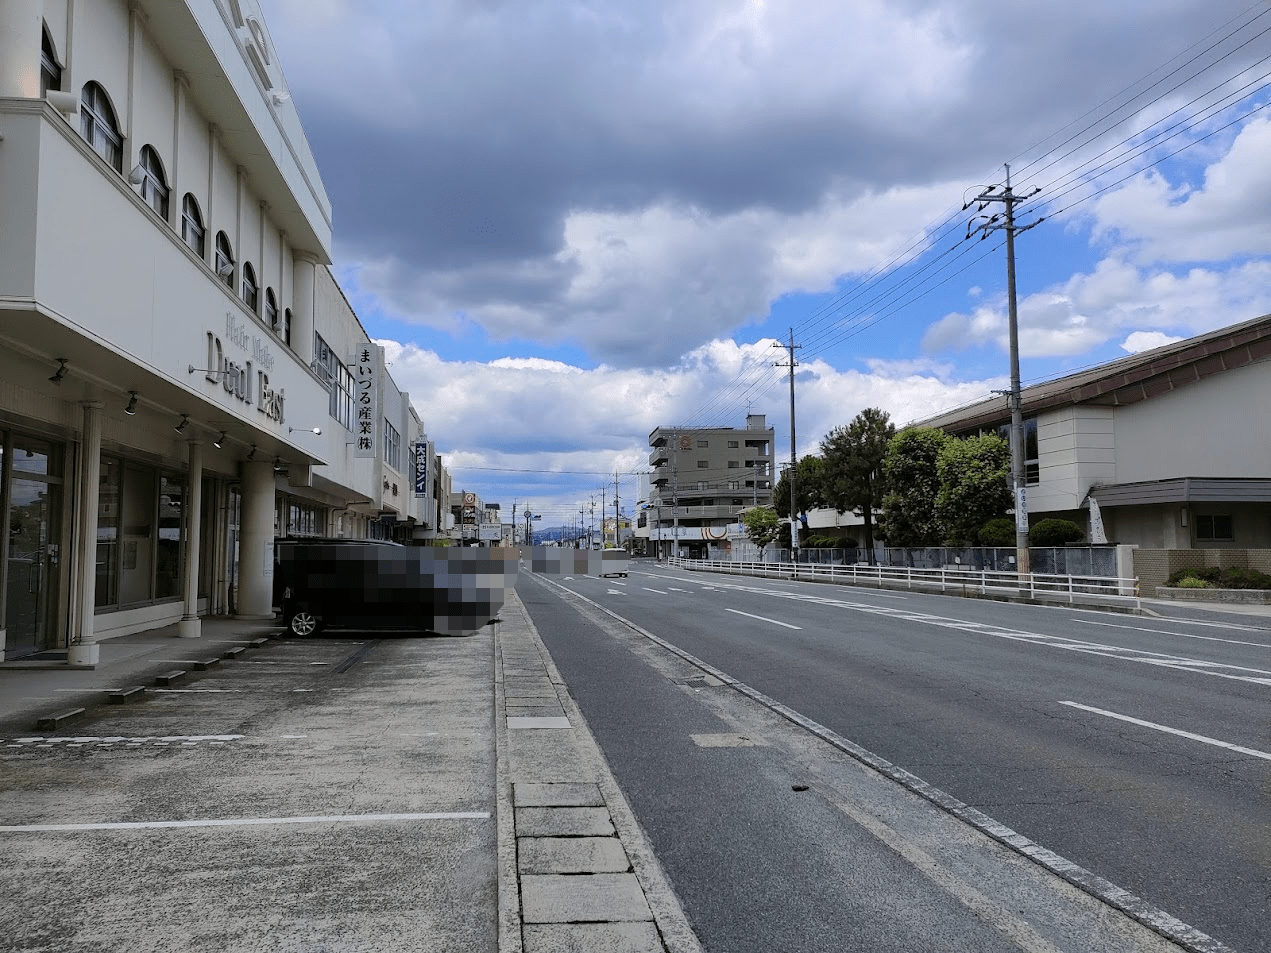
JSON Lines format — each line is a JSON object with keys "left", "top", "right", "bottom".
{"left": 728, "top": 481, "right": 739, "bottom": 490}
{"left": 288, "top": 501, "right": 326, "bottom": 537}
{"left": 331, "top": 362, "right": 354, "bottom": 431}
{"left": 312, "top": 331, "right": 334, "bottom": 385}
{"left": 697, "top": 460, "right": 708, "bottom": 469}
{"left": 1195, "top": 515, "right": 1233, "bottom": 541}
{"left": 40, "top": 27, "right": 62, "bottom": 97}
{"left": 241, "top": 262, "right": 258, "bottom": 311}
{"left": 728, "top": 460, "right": 739, "bottom": 468}
{"left": 728, "top": 440, "right": 739, "bottom": 448}
{"left": 134, "top": 145, "right": 170, "bottom": 219}
{"left": 1024, "top": 418, "right": 1039, "bottom": 485}
{"left": 697, "top": 439, "right": 709, "bottom": 448}
{"left": 384, "top": 420, "right": 401, "bottom": 470}
{"left": 215, "top": 232, "right": 235, "bottom": 287}
{"left": 265, "top": 288, "right": 278, "bottom": 332}
{"left": 79, "top": 82, "right": 122, "bottom": 172}
{"left": 181, "top": 194, "right": 205, "bottom": 257}
{"left": 697, "top": 481, "right": 707, "bottom": 490}
{"left": 95, "top": 458, "right": 184, "bottom": 609}
{"left": 283, "top": 308, "right": 292, "bottom": 347}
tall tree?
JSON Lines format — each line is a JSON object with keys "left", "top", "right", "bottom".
{"left": 879, "top": 427, "right": 949, "bottom": 547}
{"left": 934, "top": 433, "right": 1011, "bottom": 545}
{"left": 773, "top": 454, "right": 826, "bottom": 521}
{"left": 741, "top": 506, "right": 780, "bottom": 559}
{"left": 819, "top": 407, "right": 895, "bottom": 560}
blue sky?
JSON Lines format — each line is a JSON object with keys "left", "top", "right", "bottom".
{"left": 258, "top": 0, "right": 1271, "bottom": 526}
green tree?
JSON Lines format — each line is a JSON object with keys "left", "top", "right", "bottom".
{"left": 879, "top": 427, "right": 949, "bottom": 547}
{"left": 934, "top": 434, "right": 1011, "bottom": 544}
{"left": 773, "top": 455, "right": 826, "bottom": 520}
{"left": 820, "top": 408, "right": 895, "bottom": 560}
{"left": 741, "top": 506, "right": 781, "bottom": 558}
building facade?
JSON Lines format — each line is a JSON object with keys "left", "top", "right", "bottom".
{"left": 0, "top": 0, "right": 449, "bottom": 662}
{"left": 646, "top": 414, "right": 775, "bottom": 558}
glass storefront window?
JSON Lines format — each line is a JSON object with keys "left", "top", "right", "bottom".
{"left": 119, "top": 465, "right": 155, "bottom": 604}
{"left": 155, "top": 474, "right": 183, "bottom": 600}
{"left": 97, "top": 458, "right": 187, "bottom": 609}
{"left": 96, "top": 459, "right": 120, "bottom": 607}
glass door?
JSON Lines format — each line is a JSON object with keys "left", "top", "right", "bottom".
{"left": 4, "top": 441, "right": 62, "bottom": 658}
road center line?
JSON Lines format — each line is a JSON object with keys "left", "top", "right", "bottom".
{"left": 723, "top": 608, "right": 802, "bottom": 630}
{"left": 642, "top": 587, "right": 668, "bottom": 594}
{"left": 1058, "top": 701, "right": 1271, "bottom": 761}
{"left": 0, "top": 811, "right": 492, "bottom": 833}
{"left": 1076, "top": 618, "right": 1271, "bottom": 648}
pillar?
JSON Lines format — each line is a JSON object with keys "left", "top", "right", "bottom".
{"left": 236, "top": 458, "right": 275, "bottom": 619}
{"left": 177, "top": 441, "right": 203, "bottom": 637}
{"left": 291, "top": 253, "right": 317, "bottom": 365}
{"left": 0, "top": 0, "right": 42, "bottom": 98}
{"left": 68, "top": 401, "right": 104, "bottom": 666}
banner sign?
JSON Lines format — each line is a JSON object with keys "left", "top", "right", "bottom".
{"left": 414, "top": 440, "right": 430, "bottom": 497}
{"left": 352, "top": 346, "right": 377, "bottom": 458}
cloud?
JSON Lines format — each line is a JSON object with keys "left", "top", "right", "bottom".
{"left": 921, "top": 257, "right": 1271, "bottom": 357}
{"left": 382, "top": 335, "right": 997, "bottom": 514}
{"left": 1121, "top": 330, "right": 1184, "bottom": 353}
{"left": 259, "top": 0, "right": 1255, "bottom": 367}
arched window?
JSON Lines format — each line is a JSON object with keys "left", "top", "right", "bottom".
{"left": 215, "top": 232, "right": 235, "bottom": 287}
{"left": 181, "top": 195, "right": 205, "bottom": 258}
{"left": 40, "top": 27, "right": 62, "bottom": 96}
{"left": 80, "top": 82, "right": 122, "bottom": 172}
{"left": 265, "top": 288, "right": 278, "bottom": 331}
{"left": 283, "top": 308, "right": 292, "bottom": 347}
{"left": 242, "top": 262, "right": 258, "bottom": 311}
{"left": 135, "top": 145, "right": 169, "bottom": 219}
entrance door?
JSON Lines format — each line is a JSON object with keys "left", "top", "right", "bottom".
{"left": 5, "top": 444, "right": 62, "bottom": 658}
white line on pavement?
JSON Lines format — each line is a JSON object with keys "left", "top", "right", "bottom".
{"left": 1058, "top": 701, "right": 1271, "bottom": 761}
{"left": 643, "top": 587, "right": 668, "bottom": 594}
{"left": 1076, "top": 619, "right": 1271, "bottom": 648}
{"left": 0, "top": 811, "right": 492, "bottom": 833}
{"left": 724, "top": 608, "right": 802, "bottom": 630}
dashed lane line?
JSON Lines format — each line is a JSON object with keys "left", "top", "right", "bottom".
{"left": 1077, "top": 618, "right": 1271, "bottom": 649}
{"left": 1059, "top": 701, "right": 1271, "bottom": 761}
{"left": 723, "top": 608, "right": 802, "bottom": 630}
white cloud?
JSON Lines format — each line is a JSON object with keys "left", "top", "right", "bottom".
{"left": 922, "top": 257, "right": 1271, "bottom": 358}
{"left": 1121, "top": 330, "right": 1184, "bottom": 353}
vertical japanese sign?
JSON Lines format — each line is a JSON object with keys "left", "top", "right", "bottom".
{"left": 414, "top": 440, "right": 430, "bottom": 497}
{"left": 353, "top": 346, "right": 377, "bottom": 458}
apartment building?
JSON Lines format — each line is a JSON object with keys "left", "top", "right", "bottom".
{"left": 0, "top": 0, "right": 448, "bottom": 662}
{"left": 646, "top": 414, "right": 775, "bottom": 558}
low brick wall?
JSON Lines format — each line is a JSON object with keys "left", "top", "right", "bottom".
{"left": 1133, "top": 549, "right": 1271, "bottom": 596}
{"left": 1155, "top": 587, "right": 1271, "bottom": 604}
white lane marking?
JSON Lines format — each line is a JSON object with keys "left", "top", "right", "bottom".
{"left": 0, "top": 811, "right": 492, "bottom": 833}
{"left": 1059, "top": 701, "right": 1271, "bottom": 762}
{"left": 668, "top": 587, "right": 690, "bottom": 592}
{"left": 1077, "top": 618, "right": 1271, "bottom": 648}
{"left": 609, "top": 580, "right": 628, "bottom": 586}
{"left": 723, "top": 608, "right": 802, "bottom": 630}
{"left": 607, "top": 589, "right": 626, "bottom": 595}
{"left": 149, "top": 689, "right": 244, "bottom": 694}
{"left": 2, "top": 734, "right": 243, "bottom": 747}
{"left": 643, "top": 587, "right": 668, "bottom": 594}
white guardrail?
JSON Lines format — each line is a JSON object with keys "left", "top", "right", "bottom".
{"left": 666, "top": 556, "right": 1141, "bottom": 610}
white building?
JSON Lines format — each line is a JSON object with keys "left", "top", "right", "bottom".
{"left": 0, "top": 0, "right": 450, "bottom": 662}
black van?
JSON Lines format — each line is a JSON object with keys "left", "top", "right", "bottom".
{"left": 275, "top": 539, "right": 518, "bottom": 637}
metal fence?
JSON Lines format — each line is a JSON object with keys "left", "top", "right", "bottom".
{"left": 752, "top": 546, "right": 1119, "bottom": 576}
{"left": 666, "top": 555, "right": 1139, "bottom": 610}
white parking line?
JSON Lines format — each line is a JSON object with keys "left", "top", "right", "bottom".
{"left": 1059, "top": 701, "right": 1271, "bottom": 761}
{"left": 724, "top": 608, "right": 802, "bottom": 630}
{"left": 0, "top": 811, "right": 492, "bottom": 833}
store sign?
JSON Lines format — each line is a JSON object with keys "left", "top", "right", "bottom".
{"left": 414, "top": 441, "right": 430, "bottom": 497}
{"left": 352, "top": 347, "right": 377, "bottom": 458}
{"left": 203, "top": 314, "right": 284, "bottom": 425}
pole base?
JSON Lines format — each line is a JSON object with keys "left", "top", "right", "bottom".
{"left": 177, "top": 617, "right": 202, "bottom": 639}
{"left": 67, "top": 643, "right": 100, "bottom": 666}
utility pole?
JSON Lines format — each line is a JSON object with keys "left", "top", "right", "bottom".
{"left": 600, "top": 485, "right": 607, "bottom": 548}
{"left": 614, "top": 471, "right": 620, "bottom": 551}
{"left": 511, "top": 500, "right": 518, "bottom": 545}
{"left": 670, "top": 431, "right": 680, "bottom": 562}
{"left": 773, "top": 330, "right": 802, "bottom": 563}
{"left": 965, "top": 163, "right": 1044, "bottom": 578}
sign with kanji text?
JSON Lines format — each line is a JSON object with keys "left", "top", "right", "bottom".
{"left": 352, "top": 346, "right": 378, "bottom": 459}
{"left": 414, "top": 440, "right": 430, "bottom": 497}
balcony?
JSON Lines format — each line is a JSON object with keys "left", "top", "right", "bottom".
{"left": 651, "top": 465, "right": 670, "bottom": 485}
{"left": 649, "top": 447, "right": 669, "bottom": 466}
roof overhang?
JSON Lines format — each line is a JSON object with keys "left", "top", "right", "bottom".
{"left": 1088, "top": 478, "right": 1271, "bottom": 507}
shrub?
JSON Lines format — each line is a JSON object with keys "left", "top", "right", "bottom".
{"left": 1029, "top": 519, "right": 1085, "bottom": 547}
{"left": 978, "top": 518, "right": 1016, "bottom": 547}
{"left": 1165, "top": 566, "right": 1271, "bottom": 589}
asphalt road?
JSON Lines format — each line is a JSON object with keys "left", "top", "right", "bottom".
{"left": 520, "top": 558, "right": 1271, "bottom": 953}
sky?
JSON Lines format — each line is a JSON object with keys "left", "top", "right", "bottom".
{"left": 258, "top": 0, "right": 1271, "bottom": 530}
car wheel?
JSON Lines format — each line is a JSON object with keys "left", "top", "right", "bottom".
{"left": 287, "top": 609, "right": 320, "bottom": 636}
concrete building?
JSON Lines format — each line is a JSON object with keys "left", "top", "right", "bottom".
{"left": 646, "top": 414, "right": 775, "bottom": 558}
{"left": 916, "top": 314, "right": 1271, "bottom": 551}
{"left": 0, "top": 0, "right": 449, "bottom": 662}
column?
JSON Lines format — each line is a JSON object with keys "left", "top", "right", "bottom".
{"left": 0, "top": 0, "right": 42, "bottom": 98}
{"left": 177, "top": 440, "right": 203, "bottom": 638}
{"left": 291, "top": 253, "right": 317, "bottom": 364}
{"left": 68, "top": 401, "right": 104, "bottom": 666}
{"left": 236, "top": 458, "right": 275, "bottom": 619}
